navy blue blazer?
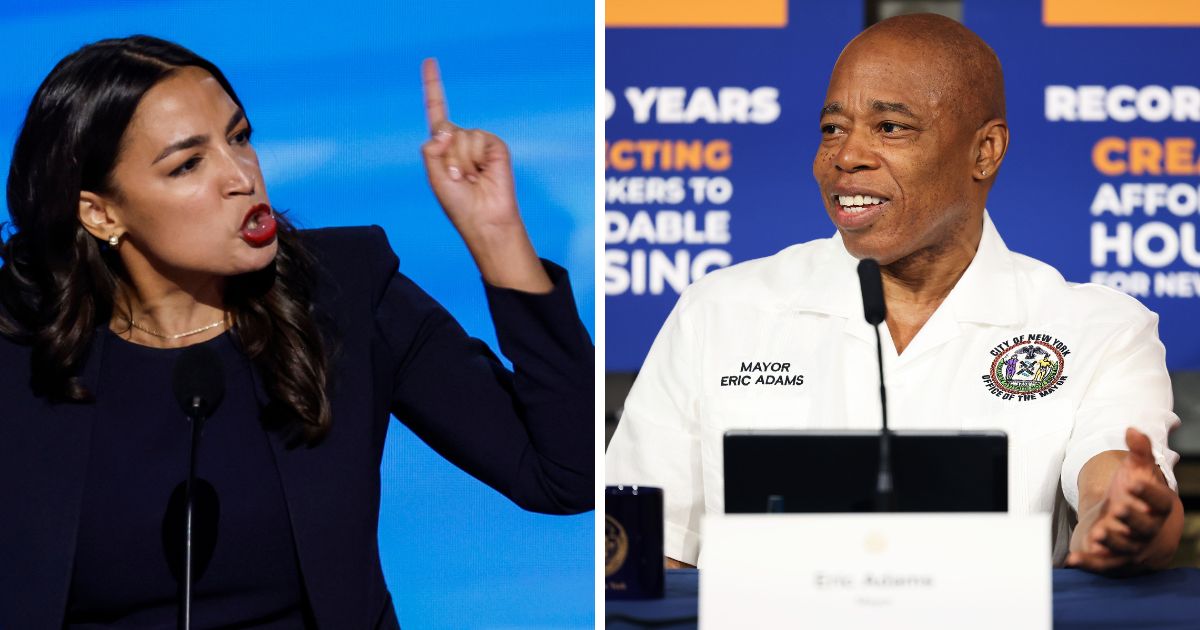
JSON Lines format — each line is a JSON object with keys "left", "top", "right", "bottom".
{"left": 0, "top": 226, "right": 594, "bottom": 629}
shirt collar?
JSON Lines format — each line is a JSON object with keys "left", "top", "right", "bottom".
{"left": 947, "top": 212, "right": 1024, "bottom": 326}
{"left": 785, "top": 211, "right": 1024, "bottom": 327}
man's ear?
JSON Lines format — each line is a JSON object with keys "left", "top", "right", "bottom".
{"left": 78, "top": 191, "right": 123, "bottom": 242}
{"left": 973, "top": 119, "right": 1009, "bottom": 182}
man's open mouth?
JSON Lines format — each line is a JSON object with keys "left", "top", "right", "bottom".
{"left": 835, "top": 194, "right": 888, "bottom": 214}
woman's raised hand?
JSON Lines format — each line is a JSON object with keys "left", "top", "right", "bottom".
{"left": 420, "top": 58, "right": 552, "bottom": 293}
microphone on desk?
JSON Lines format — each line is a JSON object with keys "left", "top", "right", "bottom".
{"left": 857, "top": 258, "right": 894, "bottom": 512}
{"left": 170, "top": 345, "right": 225, "bottom": 630}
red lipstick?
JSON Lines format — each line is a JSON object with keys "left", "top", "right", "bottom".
{"left": 240, "top": 203, "right": 277, "bottom": 247}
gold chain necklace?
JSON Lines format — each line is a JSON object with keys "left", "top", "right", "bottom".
{"left": 116, "top": 313, "right": 229, "bottom": 341}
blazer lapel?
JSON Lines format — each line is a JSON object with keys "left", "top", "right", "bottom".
{"left": 251, "top": 364, "right": 369, "bottom": 627}
{"left": 0, "top": 332, "right": 105, "bottom": 630}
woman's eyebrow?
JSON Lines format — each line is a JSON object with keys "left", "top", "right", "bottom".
{"left": 225, "top": 109, "right": 245, "bottom": 135}
{"left": 151, "top": 134, "right": 205, "bottom": 165}
{"left": 151, "top": 109, "right": 246, "bottom": 165}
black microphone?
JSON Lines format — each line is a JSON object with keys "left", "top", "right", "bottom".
{"left": 170, "top": 346, "right": 224, "bottom": 630}
{"left": 856, "top": 259, "right": 894, "bottom": 512}
{"left": 857, "top": 258, "right": 886, "bottom": 325}
{"left": 173, "top": 345, "right": 224, "bottom": 419}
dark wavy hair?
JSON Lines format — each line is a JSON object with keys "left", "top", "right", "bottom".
{"left": 0, "top": 35, "right": 332, "bottom": 446}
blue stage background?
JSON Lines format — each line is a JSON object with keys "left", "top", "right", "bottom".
{"left": 0, "top": 1, "right": 593, "bottom": 628}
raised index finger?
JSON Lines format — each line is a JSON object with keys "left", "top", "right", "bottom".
{"left": 422, "top": 58, "right": 449, "bottom": 134}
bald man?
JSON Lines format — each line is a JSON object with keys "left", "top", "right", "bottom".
{"left": 606, "top": 14, "right": 1183, "bottom": 574}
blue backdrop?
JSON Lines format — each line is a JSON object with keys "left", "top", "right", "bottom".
{"left": 964, "top": 0, "right": 1200, "bottom": 371}
{"left": 0, "top": 1, "right": 594, "bottom": 628}
{"left": 604, "top": 0, "right": 864, "bottom": 371}
{"left": 607, "top": 1, "right": 1199, "bottom": 373}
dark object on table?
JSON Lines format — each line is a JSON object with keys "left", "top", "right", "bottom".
{"left": 606, "top": 485, "right": 665, "bottom": 599}
{"left": 724, "top": 430, "right": 1007, "bottom": 513}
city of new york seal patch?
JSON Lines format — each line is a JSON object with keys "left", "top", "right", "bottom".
{"left": 982, "top": 334, "right": 1070, "bottom": 401}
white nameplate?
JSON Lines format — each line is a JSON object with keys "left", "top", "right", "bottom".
{"left": 700, "top": 513, "right": 1050, "bottom": 630}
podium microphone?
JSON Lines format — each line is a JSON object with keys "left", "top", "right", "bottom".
{"left": 857, "top": 258, "right": 894, "bottom": 512}
{"left": 171, "top": 345, "right": 224, "bottom": 630}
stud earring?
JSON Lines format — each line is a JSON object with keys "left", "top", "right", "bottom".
{"left": 108, "top": 233, "right": 120, "bottom": 247}
{"left": 981, "top": 170, "right": 988, "bottom": 177}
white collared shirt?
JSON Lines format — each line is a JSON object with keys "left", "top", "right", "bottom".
{"left": 605, "top": 213, "right": 1180, "bottom": 566}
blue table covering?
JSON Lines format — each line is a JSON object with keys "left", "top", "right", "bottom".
{"left": 606, "top": 568, "right": 1200, "bottom": 629}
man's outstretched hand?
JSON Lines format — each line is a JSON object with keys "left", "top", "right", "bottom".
{"left": 1067, "top": 427, "right": 1182, "bottom": 574}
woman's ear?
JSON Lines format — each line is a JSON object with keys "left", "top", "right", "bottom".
{"left": 78, "top": 191, "right": 123, "bottom": 243}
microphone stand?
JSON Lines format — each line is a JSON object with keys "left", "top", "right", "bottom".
{"left": 858, "top": 258, "right": 895, "bottom": 513}
{"left": 871, "top": 325, "right": 895, "bottom": 512}
{"left": 171, "top": 344, "right": 222, "bottom": 630}
{"left": 180, "top": 397, "right": 206, "bottom": 630}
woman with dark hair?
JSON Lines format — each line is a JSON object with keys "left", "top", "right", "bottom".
{"left": 0, "top": 35, "right": 592, "bottom": 628}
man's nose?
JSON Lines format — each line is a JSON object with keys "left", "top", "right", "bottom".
{"left": 834, "top": 127, "right": 879, "bottom": 173}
